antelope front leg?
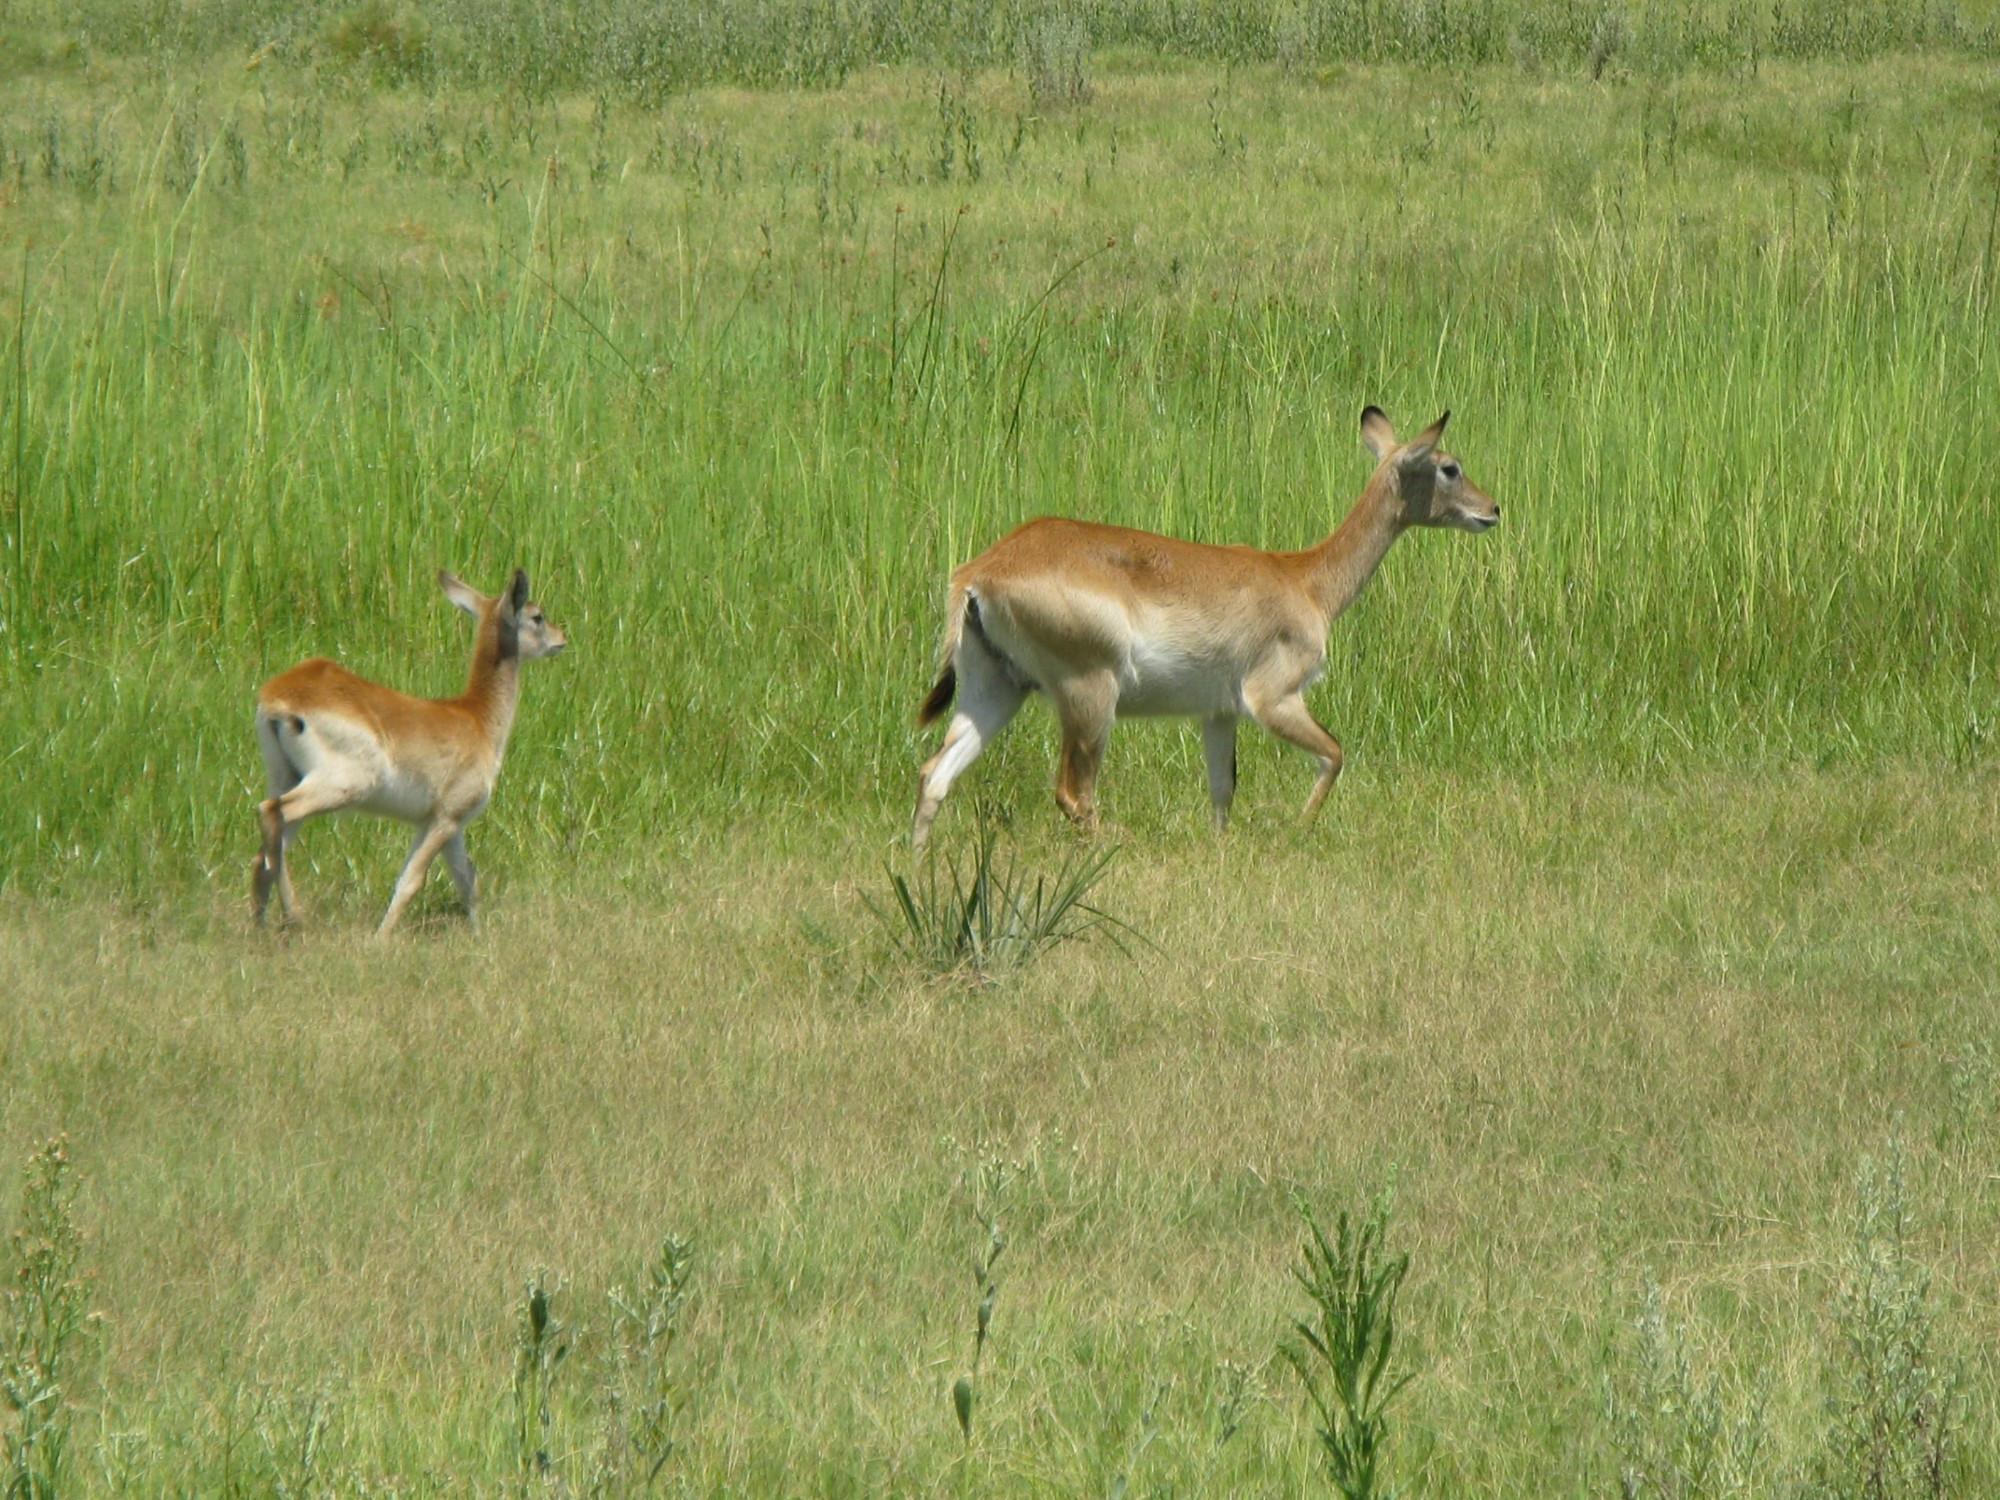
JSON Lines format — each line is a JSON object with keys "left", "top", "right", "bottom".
{"left": 1202, "top": 716, "right": 1238, "bottom": 832}
{"left": 1250, "top": 694, "right": 1345, "bottom": 827}
{"left": 377, "top": 819, "right": 464, "bottom": 939}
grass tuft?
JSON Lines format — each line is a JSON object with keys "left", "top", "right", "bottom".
{"left": 870, "top": 814, "right": 1135, "bottom": 981}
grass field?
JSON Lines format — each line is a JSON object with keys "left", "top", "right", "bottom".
{"left": 6, "top": 773, "right": 2000, "bottom": 1493}
{"left": 3, "top": 1, "right": 1999, "bottom": 1492}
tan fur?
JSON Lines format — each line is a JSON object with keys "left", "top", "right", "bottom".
{"left": 251, "top": 569, "right": 567, "bottom": 937}
{"left": 911, "top": 408, "right": 1497, "bottom": 847}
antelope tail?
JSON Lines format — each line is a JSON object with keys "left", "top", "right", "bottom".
{"left": 916, "top": 583, "right": 969, "bottom": 727}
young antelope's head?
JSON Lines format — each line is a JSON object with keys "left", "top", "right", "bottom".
{"left": 1360, "top": 406, "right": 1500, "bottom": 533}
{"left": 439, "top": 569, "right": 569, "bottom": 660}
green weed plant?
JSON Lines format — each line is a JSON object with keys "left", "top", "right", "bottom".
{"left": 1284, "top": 1188, "right": 1414, "bottom": 1500}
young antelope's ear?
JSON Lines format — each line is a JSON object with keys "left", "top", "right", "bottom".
{"left": 438, "top": 569, "right": 485, "bottom": 617}
{"left": 1398, "top": 411, "right": 1451, "bottom": 470}
{"left": 1360, "top": 406, "right": 1398, "bottom": 462}
{"left": 508, "top": 569, "right": 531, "bottom": 615}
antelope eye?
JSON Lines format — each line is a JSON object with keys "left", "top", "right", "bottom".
{"left": 1440, "top": 461, "right": 1461, "bottom": 481}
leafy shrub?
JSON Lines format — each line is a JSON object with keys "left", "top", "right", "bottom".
{"left": 595, "top": 1237, "right": 695, "bottom": 1489}
{"left": 2, "top": 1138, "right": 102, "bottom": 1500}
{"left": 1808, "top": 1148, "right": 1962, "bottom": 1500}
{"left": 319, "top": 1, "right": 432, "bottom": 83}
{"left": 1018, "top": 11, "right": 1092, "bottom": 110}
{"left": 512, "top": 1273, "right": 571, "bottom": 1481}
{"left": 1602, "top": 1274, "right": 1767, "bottom": 1499}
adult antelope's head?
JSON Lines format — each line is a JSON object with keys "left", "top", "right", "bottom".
{"left": 1361, "top": 407, "right": 1500, "bottom": 533}
{"left": 439, "top": 568, "right": 569, "bottom": 662}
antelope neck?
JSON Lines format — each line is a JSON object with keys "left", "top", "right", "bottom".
{"left": 458, "top": 613, "right": 522, "bottom": 747}
{"left": 1301, "top": 471, "right": 1406, "bottom": 623}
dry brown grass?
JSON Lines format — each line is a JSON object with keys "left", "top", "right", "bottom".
{"left": 4, "top": 765, "right": 1996, "bottom": 1490}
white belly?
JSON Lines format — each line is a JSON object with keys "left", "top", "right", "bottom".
{"left": 357, "top": 768, "right": 437, "bottom": 822}
{"left": 1115, "top": 640, "right": 1244, "bottom": 717}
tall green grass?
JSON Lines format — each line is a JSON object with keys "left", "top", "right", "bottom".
{"left": 1, "top": 56, "right": 1997, "bottom": 893}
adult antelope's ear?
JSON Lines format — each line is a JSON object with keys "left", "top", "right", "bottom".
{"left": 1399, "top": 411, "right": 1450, "bottom": 471}
{"left": 438, "top": 570, "right": 484, "bottom": 617}
{"left": 1360, "top": 406, "right": 1397, "bottom": 462}
{"left": 508, "top": 569, "right": 531, "bottom": 615}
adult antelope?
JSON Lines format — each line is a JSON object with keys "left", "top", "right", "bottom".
{"left": 251, "top": 569, "right": 567, "bottom": 936}
{"left": 911, "top": 407, "right": 1496, "bottom": 848}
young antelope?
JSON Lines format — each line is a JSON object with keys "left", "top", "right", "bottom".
{"left": 251, "top": 568, "right": 567, "bottom": 936}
